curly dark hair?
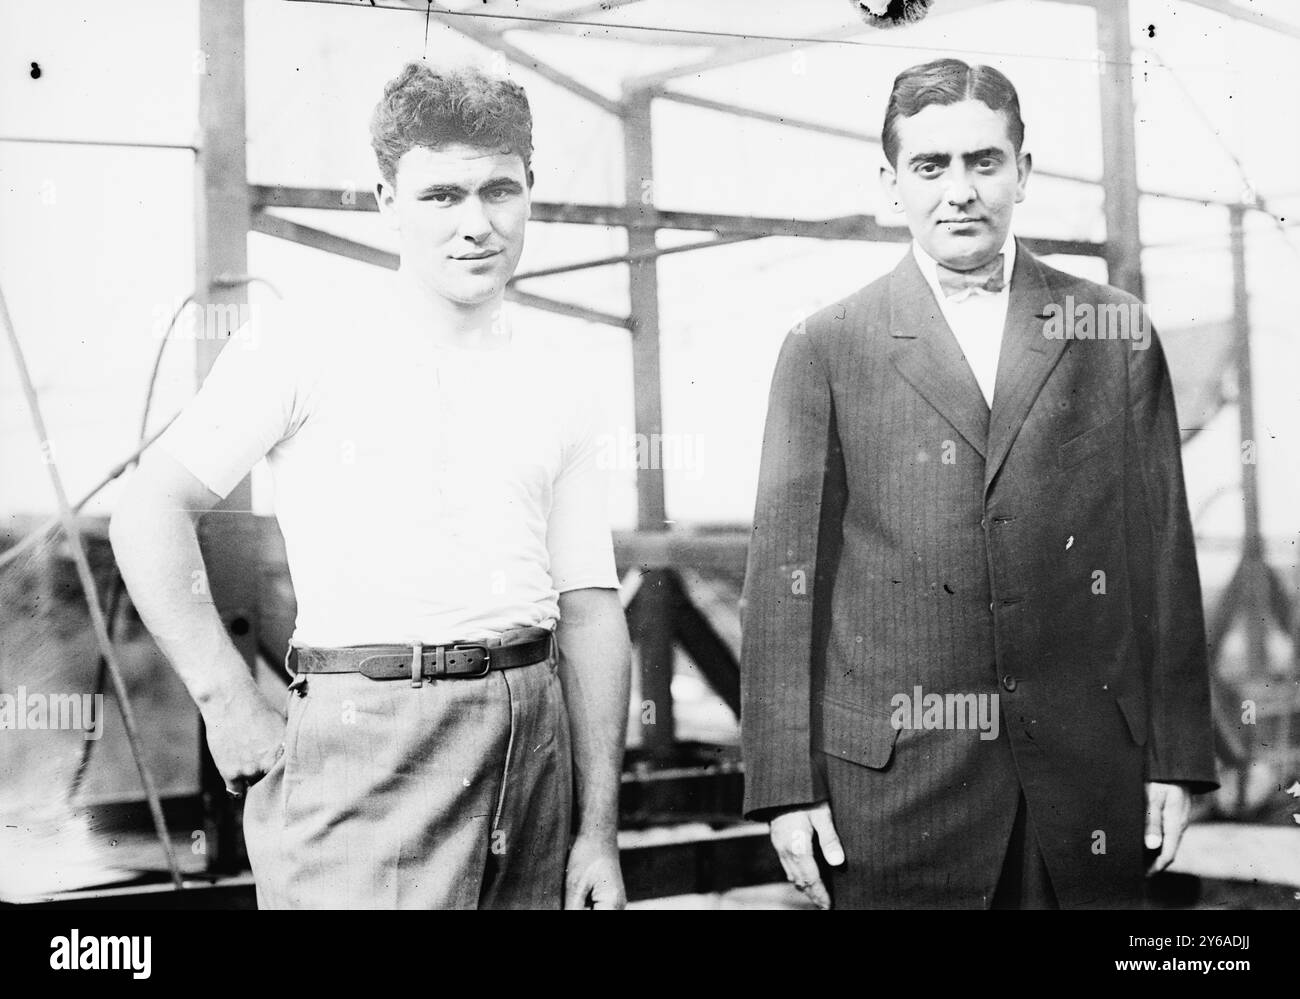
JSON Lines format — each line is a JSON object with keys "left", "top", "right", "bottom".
{"left": 882, "top": 58, "right": 1024, "bottom": 168}
{"left": 370, "top": 61, "right": 533, "bottom": 187}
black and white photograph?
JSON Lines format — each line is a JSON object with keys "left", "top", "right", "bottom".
{"left": 0, "top": 0, "right": 1296, "bottom": 958}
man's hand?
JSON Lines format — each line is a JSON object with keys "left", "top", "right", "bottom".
{"left": 554, "top": 588, "right": 631, "bottom": 910}
{"left": 1144, "top": 781, "right": 1191, "bottom": 874}
{"left": 564, "top": 830, "right": 626, "bottom": 909}
{"left": 769, "top": 803, "right": 845, "bottom": 909}
{"left": 201, "top": 690, "right": 286, "bottom": 797}
{"left": 110, "top": 449, "right": 288, "bottom": 798}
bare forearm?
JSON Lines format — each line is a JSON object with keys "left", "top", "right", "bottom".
{"left": 108, "top": 486, "right": 256, "bottom": 710}
{"left": 555, "top": 589, "right": 630, "bottom": 837}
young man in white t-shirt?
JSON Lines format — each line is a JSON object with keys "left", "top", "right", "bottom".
{"left": 110, "top": 62, "right": 631, "bottom": 909}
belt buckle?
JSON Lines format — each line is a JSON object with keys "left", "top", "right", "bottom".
{"left": 449, "top": 643, "right": 491, "bottom": 678}
{"left": 410, "top": 642, "right": 424, "bottom": 688}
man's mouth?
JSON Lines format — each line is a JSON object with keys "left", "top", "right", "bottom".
{"left": 451, "top": 249, "right": 500, "bottom": 261}
{"left": 939, "top": 217, "right": 983, "bottom": 225}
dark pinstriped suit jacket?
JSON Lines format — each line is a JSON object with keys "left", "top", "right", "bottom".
{"left": 740, "top": 242, "right": 1217, "bottom": 908}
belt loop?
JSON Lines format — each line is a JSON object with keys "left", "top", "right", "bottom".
{"left": 410, "top": 642, "right": 424, "bottom": 688}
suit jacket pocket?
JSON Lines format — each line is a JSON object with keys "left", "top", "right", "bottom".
{"left": 1058, "top": 410, "right": 1124, "bottom": 469}
{"left": 814, "top": 697, "right": 901, "bottom": 770}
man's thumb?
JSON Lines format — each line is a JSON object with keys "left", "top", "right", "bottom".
{"left": 811, "top": 808, "right": 846, "bottom": 866}
{"left": 1143, "top": 789, "right": 1163, "bottom": 850}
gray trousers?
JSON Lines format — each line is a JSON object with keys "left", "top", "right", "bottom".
{"left": 244, "top": 654, "right": 572, "bottom": 909}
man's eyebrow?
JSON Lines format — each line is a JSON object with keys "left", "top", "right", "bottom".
{"left": 415, "top": 182, "right": 468, "bottom": 197}
{"left": 964, "top": 147, "right": 1007, "bottom": 162}
{"left": 480, "top": 177, "right": 525, "bottom": 191}
{"left": 907, "top": 152, "right": 949, "bottom": 168}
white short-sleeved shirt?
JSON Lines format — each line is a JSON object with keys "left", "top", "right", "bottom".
{"left": 152, "top": 277, "right": 619, "bottom": 648}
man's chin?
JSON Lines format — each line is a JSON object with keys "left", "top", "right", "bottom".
{"left": 925, "top": 235, "right": 1000, "bottom": 272}
{"left": 433, "top": 280, "right": 506, "bottom": 308}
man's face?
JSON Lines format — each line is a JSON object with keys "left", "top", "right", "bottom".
{"left": 377, "top": 142, "right": 530, "bottom": 306}
{"left": 881, "top": 99, "right": 1031, "bottom": 271}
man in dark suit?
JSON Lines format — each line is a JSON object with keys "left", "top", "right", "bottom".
{"left": 740, "top": 58, "right": 1217, "bottom": 909}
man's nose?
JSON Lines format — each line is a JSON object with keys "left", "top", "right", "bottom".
{"left": 943, "top": 172, "right": 977, "bottom": 206}
{"left": 456, "top": 197, "right": 492, "bottom": 242}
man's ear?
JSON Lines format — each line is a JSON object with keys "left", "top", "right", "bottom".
{"left": 526, "top": 168, "right": 535, "bottom": 189}
{"left": 1015, "top": 150, "right": 1032, "bottom": 204}
{"left": 375, "top": 180, "right": 399, "bottom": 230}
{"left": 880, "top": 163, "right": 901, "bottom": 212}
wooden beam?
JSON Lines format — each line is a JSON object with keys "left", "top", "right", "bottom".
{"left": 614, "top": 528, "right": 750, "bottom": 579}
{"left": 619, "top": 824, "right": 785, "bottom": 901}
{"left": 618, "top": 765, "right": 747, "bottom": 828}
{"left": 195, "top": 0, "right": 256, "bottom": 876}
{"left": 654, "top": 89, "right": 879, "bottom": 144}
{"left": 251, "top": 185, "right": 378, "bottom": 212}
{"left": 510, "top": 233, "right": 762, "bottom": 282}
{"left": 622, "top": 90, "right": 668, "bottom": 531}
{"left": 640, "top": 208, "right": 908, "bottom": 242}
{"left": 504, "top": 287, "right": 632, "bottom": 329}
{"left": 1096, "top": 0, "right": 1145, "bottom": 296}
{"left": 527, "top": 200, "right": 633, "bottom": 227}
{"left": 629, "top": 569, "right": 677, "bottom": 760}
{"left": 251, "top": 211, "right": 400, "bottom": 269}
{"left": 1229, "top": 207, "right": 1261, "bottom": 561}
{"left": 673, "top": 570, "right": 741, "bottom": 716}
{"left": 1229, "top": 207, "right": 1267, "bottom": 677}
{"left": 622, "top": 87, "right": 673, "bottom": 762}
{"left": 677, "top": 569, "right": 742, "bottom": 662}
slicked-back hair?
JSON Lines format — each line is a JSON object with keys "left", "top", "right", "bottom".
{"left": 370, "top": 61, "right": 533, "bottom": 187}
{"left": 881, "top": 58, "right": 1024, "bottom": 167}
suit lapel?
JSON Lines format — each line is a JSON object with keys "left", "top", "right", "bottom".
{"left": 887, "top": 251, "right": 989, "bottom": 459}
{"left": 983, "top": 242, "right": 1067, "bottom": 492}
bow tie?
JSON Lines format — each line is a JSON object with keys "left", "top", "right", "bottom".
{"left": 936, "top": 254, "right": 1006, "bottom": 299}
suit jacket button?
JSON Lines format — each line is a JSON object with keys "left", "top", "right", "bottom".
{"left": 988, "top": 602, "right": 995, "bottom": 613}
{"left": 1001, "top": 674, "right": 1017, "bottom": 692}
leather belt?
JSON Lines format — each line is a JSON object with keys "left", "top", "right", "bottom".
{"left": 285, "top": 628, "right": 554, "bottom": 687}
